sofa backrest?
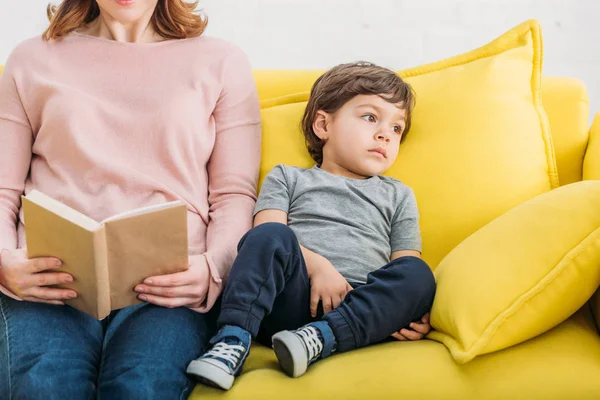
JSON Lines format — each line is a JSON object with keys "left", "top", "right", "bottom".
{"left": 253, "top": 71, "right": 591, "bottom": 186}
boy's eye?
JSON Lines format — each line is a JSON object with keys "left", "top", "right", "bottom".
{"left": 362, "top": 114, "right": 376, "bottom": 123}
{"left": 393, "top": 125, "right": 402, "bottom": 134}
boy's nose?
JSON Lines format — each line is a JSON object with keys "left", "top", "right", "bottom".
{"left": 376, "top": 132, "right": 391, "bottom": 142}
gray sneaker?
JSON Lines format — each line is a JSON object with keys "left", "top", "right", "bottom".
{"left": 271, "top": 324, "right": 325, "bottom": 378}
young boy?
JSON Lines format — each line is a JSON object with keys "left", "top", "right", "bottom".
{"left": 187, "top": 62, "right": 436, "bottom": 390}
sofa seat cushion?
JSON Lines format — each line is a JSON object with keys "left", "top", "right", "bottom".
{"left": 191, "top": 308, "right": 600, "bottom": 399}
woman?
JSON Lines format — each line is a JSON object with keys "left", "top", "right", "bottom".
{"left": 0, "top": 0, "right": 261, "bottom": 398}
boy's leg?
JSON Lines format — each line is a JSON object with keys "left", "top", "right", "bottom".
{"left": 271, "top": 256, "right": 435, "bottom": 378}
{"left": 187, "top": 222, "right": 313, "bottom": 389}
{"left": 0, "top": 294, "right": 103, "bottom": 400}
{"left": 217, "top": 222, "right": 312, "bottom": 337}
{"left": 324, "top": 256, "right": 436, "bottom": 352}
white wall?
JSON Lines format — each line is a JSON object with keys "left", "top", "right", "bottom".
{"left": 1, "top": 0, "right": 599, "bottom": 120}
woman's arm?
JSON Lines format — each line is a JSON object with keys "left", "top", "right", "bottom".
{"left": 195, "top": 47, "right": 261, "bottom": 312}
{"left": 0, "top": 53, "right": 33, "bottom": 299}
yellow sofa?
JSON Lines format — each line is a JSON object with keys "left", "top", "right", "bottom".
{"left": 189, "top": 73, "right": 600, "bottom": 399}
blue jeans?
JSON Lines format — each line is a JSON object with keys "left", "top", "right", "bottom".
{"left": 0, "top": 296, "right": 218, "bottom": 400}
{"left": 218, "top": 223, "right": 436, "bottom": 352}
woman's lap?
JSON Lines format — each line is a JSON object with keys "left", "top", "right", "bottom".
{"left": 0, "top": 294, "right": 217, "bottom": 400}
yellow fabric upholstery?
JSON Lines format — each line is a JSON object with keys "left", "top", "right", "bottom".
{"left": 258, "top": 20, "right": 557, "bottom": 269}
{"left": 254, "top": 69, "right": 324, "bottom": 102}
{"left": 430, "top": 181, "right": 600, "bottom": 363}
{"left": 190, "top": 309, "right": 600, "bottom": 399}
{"left": 254, "top": 76, "right": 592, "bottom": 188}
{"left": 583, "top": 113, "right": 600, "bottom": 180}
{"left": 542, "top": 77, "right": 590, "bottom": 185}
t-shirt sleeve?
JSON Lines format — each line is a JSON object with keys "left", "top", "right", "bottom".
{"left": 390, "top": 186, "right": 422, "bottom": 252}
{"left": 254, "top": 165, "right": 291, "bottom": 215}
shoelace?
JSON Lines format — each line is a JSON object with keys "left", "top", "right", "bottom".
{"left": 296, "top": 326, "right": 323, "bottom": 362}
{"left": 204, "top": 342, "right": 246, "bottom": 368}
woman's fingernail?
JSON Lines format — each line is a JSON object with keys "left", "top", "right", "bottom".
{"left": 139, "top": 295, "right": 147, "bottom": 301}
{"left": 144, "top": 279, "right": 153, "bottom": 285}
{"left": 65, "top": 276, "right": 73, "bottom": 283}
{"left": 134, "top": 286, "right": 143, "bottom": 293}
{"left": 68, "top": 292, "right": 77, "bottom": 299}
{"left": 54, "top": 260, "right": 62, "bottom": 266}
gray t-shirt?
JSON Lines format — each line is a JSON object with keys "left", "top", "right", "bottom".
{"left": 254, "top": 165, "right": 422, "bottom": 283}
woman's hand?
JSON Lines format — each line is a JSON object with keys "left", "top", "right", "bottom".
{"left": 306, "top": 251, "right": 352, "bottom": 317}
{"left": 134, "top": 254, "right": 210, "bottom": 309}
{"left": 391, "top": 313, "right": 432, "bottom": 341}
{"left": 0, "top": 248, "right": 76, "bottom": 305}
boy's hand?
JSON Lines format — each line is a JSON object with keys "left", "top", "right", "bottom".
{"left": 135, "top": 254, "right": 210, "bottom": 309}
{"left": 391, "top": 313, "right": 431, "bottom": 341}
{"left": 309, "top": 260, "right": 353, "bottom": 317}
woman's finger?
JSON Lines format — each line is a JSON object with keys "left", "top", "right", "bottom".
{"left": 31, "top": 272, "right": 73, "bottom": 288}
{"left": 421, "top": 313, "right": 431, "bottom": 324}
{"left": 143, "top": 268, "right": 195, "bottom": 287}
{"left": 22, "top": 296, "right": 65, "bottom": 306}
{"left": 138, "top": 293, "right": 198, "bottom": 309}
{"left": 27, "top": 257, "right": 62, "bottom": 273}
{"left": 26, "top": 286, "right": 77, "bottom": 301}
{"left": 135, "top": 283, "right": 197, "bottom": 298}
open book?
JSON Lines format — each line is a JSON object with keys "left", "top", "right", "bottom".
{"left": 22, "top": 190, "right": 189, "bottom": 319}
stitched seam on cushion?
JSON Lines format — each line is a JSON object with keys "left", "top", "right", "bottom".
{"left": 0, "top": 297, "right": 12, "bottom": 398}
{"left": 529, "top": 23, "right": 560, "bottom": 189}
{"left": 399, "top": 20, "right": 536, "bottom": 78}
{"left": 464, "top": 226, "right": 600, "bottom": 357}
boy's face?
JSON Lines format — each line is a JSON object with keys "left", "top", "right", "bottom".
{"left": 315, "top": 94, "right": 407, "bottom": 179}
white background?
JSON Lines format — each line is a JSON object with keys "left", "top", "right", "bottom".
{"left": 1, "top": 0, "right": 598, "bottom": 122}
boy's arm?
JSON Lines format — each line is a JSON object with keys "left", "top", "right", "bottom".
{"left": 391, "top": 250, "right": 421, "bottom": 260}
{"left": 253, "top": 209, "right": 323, "bottom": 278}
{"left": 390, "top": 187, "right": 422, "bottom": 258}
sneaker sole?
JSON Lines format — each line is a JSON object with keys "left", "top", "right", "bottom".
{"left": 186, "top": 359, "right": 234, "bottom": 390}
{"left": 272, "top": 331, "right": 308, "bottom": 378}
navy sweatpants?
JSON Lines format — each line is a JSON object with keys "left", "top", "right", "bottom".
{"left": 217, "top": 223, "right": 436, "bottom": 352}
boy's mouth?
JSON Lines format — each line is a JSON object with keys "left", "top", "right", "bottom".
{"left": 369, "top": 147, "right": 387, "bottom": 158}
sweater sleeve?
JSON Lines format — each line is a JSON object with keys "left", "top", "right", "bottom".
{"left": 0, "top": 51, "right": 33, "bottom": 300}
{"left": 191, "top": 47, "right": 261, "bottom": 313}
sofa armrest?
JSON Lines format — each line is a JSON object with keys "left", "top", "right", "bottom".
{"left": 583, "top": 112, "right": 600, "bottom": 180}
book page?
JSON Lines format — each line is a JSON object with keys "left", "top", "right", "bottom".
{"left": 23, "top": 197, "right": 104, "bottom": 318}
{"left": 104, "top": 204, "right": 189, "bottom": 310}
{"left": 101, "top": 200, "right": 185, "bottom": 224}
{"left": 24, "top": 190, "right": 99, "bottom": 232}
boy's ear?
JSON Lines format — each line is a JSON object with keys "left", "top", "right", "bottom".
{"left": 312, "top": 110, "right": 330, "bottom": 141}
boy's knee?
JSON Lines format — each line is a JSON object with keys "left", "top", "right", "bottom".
{"left": 239, "top": 223, "right": 296, "bottom": 249}
{"left": 391, "top": 256, "right": 436, "bottom": 299}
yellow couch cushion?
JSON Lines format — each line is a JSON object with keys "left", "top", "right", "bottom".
{"left": 190, "top": 309, "right": 600, "bottom": 399}
{"left": 542, "top": 76, "right": 590, "bottom": 185}
{"left": 259, "top": 19, "right": 558, "bottom": 268}
{"left": 583, "top": 112, "right": 600, "bottom": 180}
{"left": 430, "top": 180, "right": 600, "bottom": 363}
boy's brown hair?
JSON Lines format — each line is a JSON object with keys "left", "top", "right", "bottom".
{"left": 301, "top": 62, "right": 415, "bottom": 165}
